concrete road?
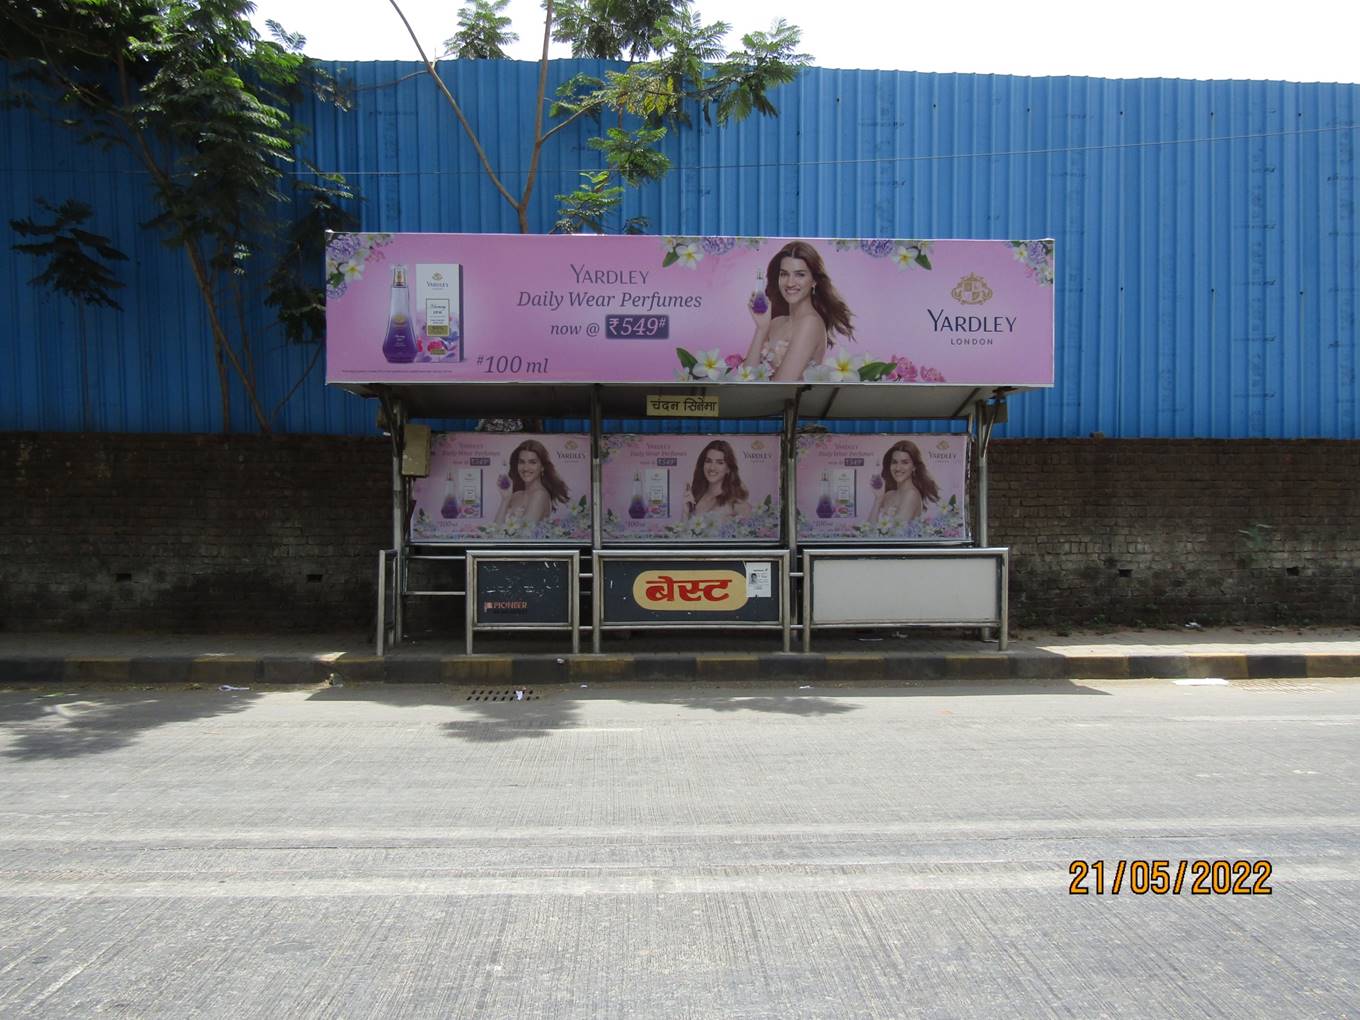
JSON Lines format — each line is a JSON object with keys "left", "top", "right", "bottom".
{"left": 0, "top": 677, "right": 1357, "bottom": 1019}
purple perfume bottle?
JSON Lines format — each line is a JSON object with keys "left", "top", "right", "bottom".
{"left": 815, "top": 471, "right": 834, "bottom": 519}
{"left": 751, "top": 270, "right": 768, "bottom": 314}
{"left": 382, "top": 265, "right": 417, "bottom": 363}
{"left": 439, "top": 473, "right": 460, "bottom": 518}
{"left": 627, "top": 471, "right": 647, "bottom": 520}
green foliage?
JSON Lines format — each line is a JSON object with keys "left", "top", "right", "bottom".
{"left": 546, "top": 11, "right": 809, "bottom": 228}
{"left": 3, "top": 0, "right": 355, "bottom": 430}
{"left": 588, "top": 126, "right": 670, "bottom": 186}
{"left": 402, "top": 0, "right": 808, "bottom": 234}
{"left": 553, "top": 171, "right": 625, "bottom": 234}
{"left": 10, "top": 199, "right": 128, "bottom": 309}
{"left": 444, "top": 0, "right": 518, "bottom": 60}
{"left": 553, "top": 0, "right": 692, "bottom": 61}
{"left": 265, "top": 169, "right": 358, "bottom": 343}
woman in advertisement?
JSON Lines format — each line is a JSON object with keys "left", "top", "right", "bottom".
{"left": 683, "top": 440, "right": 751, "bottom": 521}
{"left": 742, "top": 241, "right": 856, "bottom": 382}
{"left": 870, "top": 440, "right": 940, "bottom": 523}
{"left": 495, "top": 439, "right": 570, "bottom": 526}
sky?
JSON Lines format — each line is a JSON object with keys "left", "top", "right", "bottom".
{"left": 248, "top": 0, "right": 1359, "bottom": 84}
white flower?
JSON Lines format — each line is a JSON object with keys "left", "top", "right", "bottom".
{"left": 824, "top": 349, "right": 860, "bottom": 383}
{"left": 733, "top": 364, "right": 760, "bottom": 382}
{"left": 851, "top": 353, "right": 878, "bottom": 371}
{"left": 341, "top": 259, "right": 364, "bottom": 281}
{"left": 802, "top": 362, "right": 833, "bottom": 383}
{"left": 691, "top": 348, "right": 724, "bottom": 380}
{"left": 673, "top": 242, "right": 702, "bottom": 268}
{"left": 892, "top": 244, "right": 920, "bottom": 268}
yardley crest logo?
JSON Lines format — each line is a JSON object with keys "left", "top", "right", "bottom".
{"left": 951, "top": 273, "right": 994, "bottom": 306}
{"left": 936, "top": 439, "right": 952, "bottom": 451}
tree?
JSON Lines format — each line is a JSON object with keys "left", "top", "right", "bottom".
{"left": 444, "top": 0, "right": 518, "bottom": 60}
{"left": 3, "top": 0, "right": 352, "bottom": 432}
{"left": 389, "top": 0, "right": 809, "bottom": 234}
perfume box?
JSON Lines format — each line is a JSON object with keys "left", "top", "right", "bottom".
{"left": 416, "top": 263, "right": 462, "bottom": 360}
{"left": 457, "top": 468, "right": 483, "bottom": 518}
{"left": 644, "top": 468, "right": 670, "bottom": 518}
{"left": 830, "top": 468, "right": 857, "bottom": 518}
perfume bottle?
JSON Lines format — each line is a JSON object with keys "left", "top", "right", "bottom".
{"left": 381, "top": 265, "right": 417, "bottom": 363}
{"left": 815, "top": 471, "right": 834, "bottom": 519}
{"left": 750, "top": 270, "right": 768, "bottom": 315}
{"left": 439, "top": 473, "right": 460, "bottom": 519}
{"left": 627, "top": 471, "right": 647, "bottom": 520}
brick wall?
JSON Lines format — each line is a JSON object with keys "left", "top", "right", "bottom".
{"left": 1, "top": 434, "right": 1355, "bottom": 632}
{"left": 989, "top": 438, "right": 1360, "bottom": 627}
{"left": 0, "top": 433, "right": 390, "bottom": 632}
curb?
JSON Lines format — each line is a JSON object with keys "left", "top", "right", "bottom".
{"left": 2, "top": 651, "right": 1358, "bottom": 686}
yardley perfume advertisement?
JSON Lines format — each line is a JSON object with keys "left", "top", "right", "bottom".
{"left": 600, "top": 434, "right": 783, "bottom": 543}
{"left": 795, "top": 434, "right": 970, "bottom": 542}
{"left": 325, "top": 233, "right": 1055, "bottom": 387}
{"left": 410, "top": 433, "right": 592, "bottom": 544}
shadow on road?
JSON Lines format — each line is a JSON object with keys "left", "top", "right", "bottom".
{"left": 0, "top": 689, "right": 261, "bottom": 761}
{"left": 0, "top": 676, "right": 1109, "bottom": 758}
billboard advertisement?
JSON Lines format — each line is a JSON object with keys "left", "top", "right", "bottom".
{"left": 325, "top": 233, "right": 1054, "bottom": 387}
{"left": 795, "top": 434, "right": 969, "bottom": 542}
{"left": 410, "top": 433, "right": 592, "bottom": 543}
{"left": 600, "top": 434, "right": 782, "bottom": 543}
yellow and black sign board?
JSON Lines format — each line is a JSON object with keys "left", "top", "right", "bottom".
{"left": 645, "top": 395, "right": 720, "bottom": 417}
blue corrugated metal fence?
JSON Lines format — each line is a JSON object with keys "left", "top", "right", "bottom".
{"left": 1, "top": 60, "right": 1355, "bottom": 437}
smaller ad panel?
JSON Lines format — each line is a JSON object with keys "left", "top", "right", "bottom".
{"left": 601, "top": 434, "right": 782, "bottom": 543}
{"left": 411, "top": 433, "right": 592, "bottom": 543}
{"left": 473, "top": 558, "right": 573, "bottom": 625}
{"left": 795, "top": 434, "right": 969, "bottom": 542}
{"left": 600, "top": 558, "right": 783, "bottom": 624}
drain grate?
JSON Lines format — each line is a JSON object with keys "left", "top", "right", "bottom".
{"left": 466, "top": 688, "right": 539, "bottom": 702}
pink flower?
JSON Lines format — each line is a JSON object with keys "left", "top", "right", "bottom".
{"left": 724, "top": 353, "right": 744, "bottom": 370}
{"left": 919, "top": 366, "right": 946, "bottom": 383}
{"left": 887, "top": 356, "right": 917, "bottom": 382}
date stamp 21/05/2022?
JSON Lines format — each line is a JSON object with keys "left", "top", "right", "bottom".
{"left": 1069, "top": 860, "right": 1273, "bottom": 896}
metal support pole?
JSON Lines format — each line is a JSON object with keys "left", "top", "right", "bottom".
{"left": 388, "top": 400, "right": 409, "bottom": 647}
{"left": 975, "top": 403, "right": 993, "bottom": 643}
{"left": 783, "top": 392, "right": 802, "bottom": 651}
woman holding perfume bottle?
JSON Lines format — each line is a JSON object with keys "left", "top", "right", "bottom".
{"left": 494, "top": 439, "right": 570, "bottom": 526}
{"left": 869, "top": 440, "right": 940, "bottom": 523}
{"left": 683, "top": 440, "right": 751, "bottom": 520}
{"left": 742, "top": 241, "right": 856, "bottom": 381}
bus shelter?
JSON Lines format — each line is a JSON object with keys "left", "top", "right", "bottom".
{"left": 323, "top": 233, "right": 1054, "bottom": 656}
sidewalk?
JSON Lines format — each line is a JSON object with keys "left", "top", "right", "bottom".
{"left": 1, "top": 626, "right": 1357, "bottom": 686}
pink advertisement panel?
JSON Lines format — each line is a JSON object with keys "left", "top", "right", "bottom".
{"left": 410, "top": 433, "right": 592, "bottom": 543}
{"left": 795, "top": 434, "right": 969, "bottom": 542}
{"left": 325, "top": 234, "right": 1054, "bottom": 386}
{"left": 601, "top": 435, "right": 783, "bottom": 543}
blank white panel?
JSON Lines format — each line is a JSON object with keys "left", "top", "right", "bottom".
{"left": 810, "top": 557, "right": 999, "bottom": 624}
